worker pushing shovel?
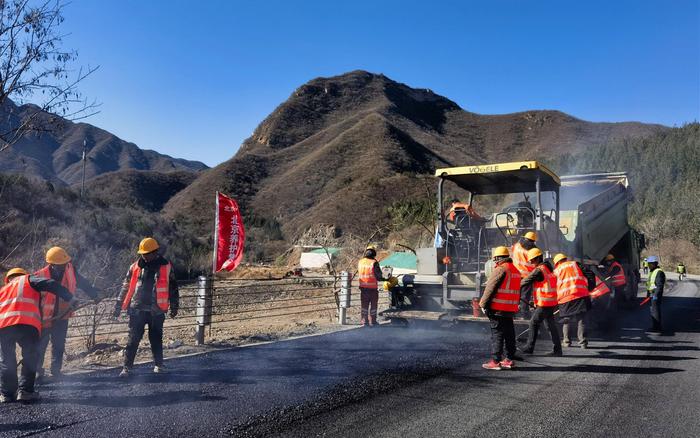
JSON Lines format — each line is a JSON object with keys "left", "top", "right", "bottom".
{"left": 518, "top": 248, "right": 563, "bottom": 357}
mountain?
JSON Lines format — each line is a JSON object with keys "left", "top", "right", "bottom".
{"left": 86, "top": 169, "right": 198, "bottom": 212}
{"left": 0, "top": 100, "right": 207, "bottom": 185}
{"left": 164, "top": 70, "right": 666, "bottom": 246}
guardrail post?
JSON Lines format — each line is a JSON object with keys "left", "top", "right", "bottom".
{"left": 338, "top": 271, "right": 351, "bottom": 325}
{"left": 195, "top": 275, "right": 213, "bottom": 345}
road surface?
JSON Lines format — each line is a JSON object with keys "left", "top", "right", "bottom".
{"left": 1, "top": 275, "right": 698, "bottom": 437}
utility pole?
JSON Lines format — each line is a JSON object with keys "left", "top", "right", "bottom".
{"left": 80, "top": 138, "right": 87, "bottom": 199}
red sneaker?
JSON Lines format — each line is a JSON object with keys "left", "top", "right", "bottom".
{"left": 500, "top": 359, "right": 515, "bottom": 369}
{"left": 481, "top": 359, "right": 502, "bottom": 370}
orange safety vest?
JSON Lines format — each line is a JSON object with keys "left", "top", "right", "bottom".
{"left": 554, "top": 261, "right": 590, "bottom": 304}
{"left": 35, "top": 263, "right": 77, "bottom": 327}
{"left": 0, "top": 275, "right": 42, "bottom": 334}
{"left": 357, "top": 257, "right": 378, "bottom": 289}
{"left": 511, "top": 242, "right": 536, "bottom": 275}
{"left": 590, "top": 275, "right": 611, "bottom": 299}
{"left": 609, "top": 261, "right": 626, "bottom": 287}
{"left": 533, "top": 265, "right": 558, "bottom": 307}
{"left": 490, "top": 262, "right": 522, "bottom": 312}
{"left": 121, "top": 261, "right": 172, "bottom": 311}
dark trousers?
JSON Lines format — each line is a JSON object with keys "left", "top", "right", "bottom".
{"left": 0, "top": 325, "right": 40, "bottom": 396}
{"left": 124, "top": 310, "right": 165, "bottom": 367}
{"left": 37, "top": 319, "right": 69, "bottom": 376}
{"left": 562, "top": 313, "right": 587, "bottom": 346}
{"left": 650, "top": 298, "right": 662, "bottom": 331}
{"left": 359, "top": 288, "right": 379, "bottom": 325}
{"left": 488, "top": 314, "right": 516, "bottom": 361}
{"left": 524, "top": 306, "right": 562, "bottom": 352}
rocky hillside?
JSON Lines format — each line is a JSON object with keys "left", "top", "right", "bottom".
{"left": 165, "top": 70, "right": 665, "bottom": 245}
{"left": 0, "top": 100, "right": 207, "bottom": 185}
{"left": 85, "top": 169, "right": 198, "bottom": 212}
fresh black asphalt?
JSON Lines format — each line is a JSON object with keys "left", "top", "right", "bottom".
{"left": 1, "top": 276, "right": 698, "bottom": 437}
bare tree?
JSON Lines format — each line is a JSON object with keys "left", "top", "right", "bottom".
{"left": 0, "top": 0, "right": 98, "bottom": 152}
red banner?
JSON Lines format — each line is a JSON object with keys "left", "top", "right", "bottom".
{"left": 214, "top": 192, "right": 245, "bottom": 272}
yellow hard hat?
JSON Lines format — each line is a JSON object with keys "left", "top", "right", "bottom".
{"left": 137, "top": 237, "right": 160, "bottom": 254}
{"left": 493, "top": 246, "right": 510, "bottom": 258}
{"left": 553, "top": 253, "right": 568, "bottom": 265}
{"left": 527, "top": 247, "right": 543, "bottom": 261}
{"left": 524, "top": 231, "right": 537, "bottom": 241}
{"left": 45, "top": 246, "right": 71, "bottom": 265}
{"left": 4, "top": 268, "right": 28, "bottom": 284}
{"left": 383, "top": 276, "right": 399, "bottom": 291}
{"left": 366, "top": 244, "right": 377, "bottom": 251}
{"left": 604, "top": 254, "right": 615, "bottom": 261}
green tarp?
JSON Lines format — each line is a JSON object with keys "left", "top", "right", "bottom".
{"left": 379, "top": 252, "right": 417, "bottom": 270}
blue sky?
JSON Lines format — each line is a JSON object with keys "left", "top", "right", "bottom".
{"left": 60, "top": 0, "right": 699, "bottom": 167}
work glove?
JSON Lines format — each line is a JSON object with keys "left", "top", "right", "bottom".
{"left": 651, "top": 295, "right": 658, "bottom": 301}
{"left": 169, "top": 308, "right": 178, "bottom": 319}
{"left": 480, "top": 306, "right": 487, "bottom": 315}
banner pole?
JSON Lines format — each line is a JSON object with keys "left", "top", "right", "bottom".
{"left": 212, "top": 191, "right": 219, "bottom": 276}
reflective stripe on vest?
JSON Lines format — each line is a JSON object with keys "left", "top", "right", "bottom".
{"left": 0, "top": 275, "right": 42, "bottom": 334}
{"left": 490, "top": 262, "right": 521, "bottom": 312}
{"left": 590, "top": 275, "right": 611, "bottom": 299}
{"left": 122, "top": 262, "right": 171, "bottom": 312}
{"left": 511, "top": 242, "right": 535, "bottom": 275}
{"left": 554, "top": 261, "right": 589, "bottom": 304}
{"left": 647, "top": 268, "right": 662, "bottom": 292}
{"left": 358, "top": 258, "right": 378, "bottom": 289}
{"left": 534, "top": 265, "right": 558, "bottom": 307}
{"left": 35, "top": 263, "right": 77, "bottom": 326}
{"left": 610, "top": 261, "right": 626, "bottom": 287}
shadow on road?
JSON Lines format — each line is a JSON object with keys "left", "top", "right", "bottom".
{"left": 0, "top": 421, "right": 55, "bottom": 433}
{"left": 594, "top": 345, "right": 700, "bottom": 352}
{"left": 559, "top": 353, "right": 696, "bottom": 361}
{"left": 515, "top": 364, "right": 683, "bottom": 375}
{"left": 44, "top": 390, "right": 226, "bottom": 408}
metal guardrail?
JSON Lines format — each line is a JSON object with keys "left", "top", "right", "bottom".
{"left": 63, "top": 271, "right": 387, "bottom": 347}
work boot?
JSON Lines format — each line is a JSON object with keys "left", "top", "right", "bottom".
{"left": 153, "top": 365, "right": 167, "bottom": 374}
{"left": 546, "top": 349, "right": 563, "bottom": 357}
{"left": 562, "top": 341, "right": 571, "bottom": 348}
{"left": 0, "top": 393, "right": 15, "bottom": 403}
{"left": 481, "top": 359, "right": 502, "bottom": 371}
{"left": 580, "top": 343, "right": 588, "bottom": 349}
{"left": 519, "top": 346, "right": 534, "bottom": 355}
{"left": 499, "top": 359, "right": 515, "bottom": 370}
{"left": 51, "top": 370, "right": 64, "bottom": 381}
{"left": 16, "top": 391, "right": 39, "bottom": 403}
{"left": 118, "top": 366, "right": 131, "bottom": 378}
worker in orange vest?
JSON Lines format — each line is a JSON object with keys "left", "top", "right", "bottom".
{"left": 479, "top": 246, "right": 521, "bottom": 370}
{"left": 35, "top": 246, "right": 100, "bottom": 382}
{"left": 0, "top": 268, "right": 76, "bottom": 403}
{"left": 357, "top": 245, "right": 384, "bottom": 327}
{"left": 113, "top": 237, "right": 179, "bottom": 377}
{"left": 553, "top": 254, "right": 592, "bottom": 348}
{"left": 519, "top": 248, "right": 562, "bottom": 356}
{"left": 511, "top": 231, "right": 538, "bottom": 276}
{"left": 602, "top": 254, "right": 627, "bottom": 304}
{"left": 447, "top": 199, "right": 485, "bottom": 223}
{"left": 511, "top": 231, "right": 538, "bottom": 315}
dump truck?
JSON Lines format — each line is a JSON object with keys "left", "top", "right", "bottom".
{"left": 382, "top": 161, "right": 643, "bottom": 322}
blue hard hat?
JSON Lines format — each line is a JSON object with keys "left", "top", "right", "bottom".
{"left": 647, "top": 256, "right": 659, "bottom": 263}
